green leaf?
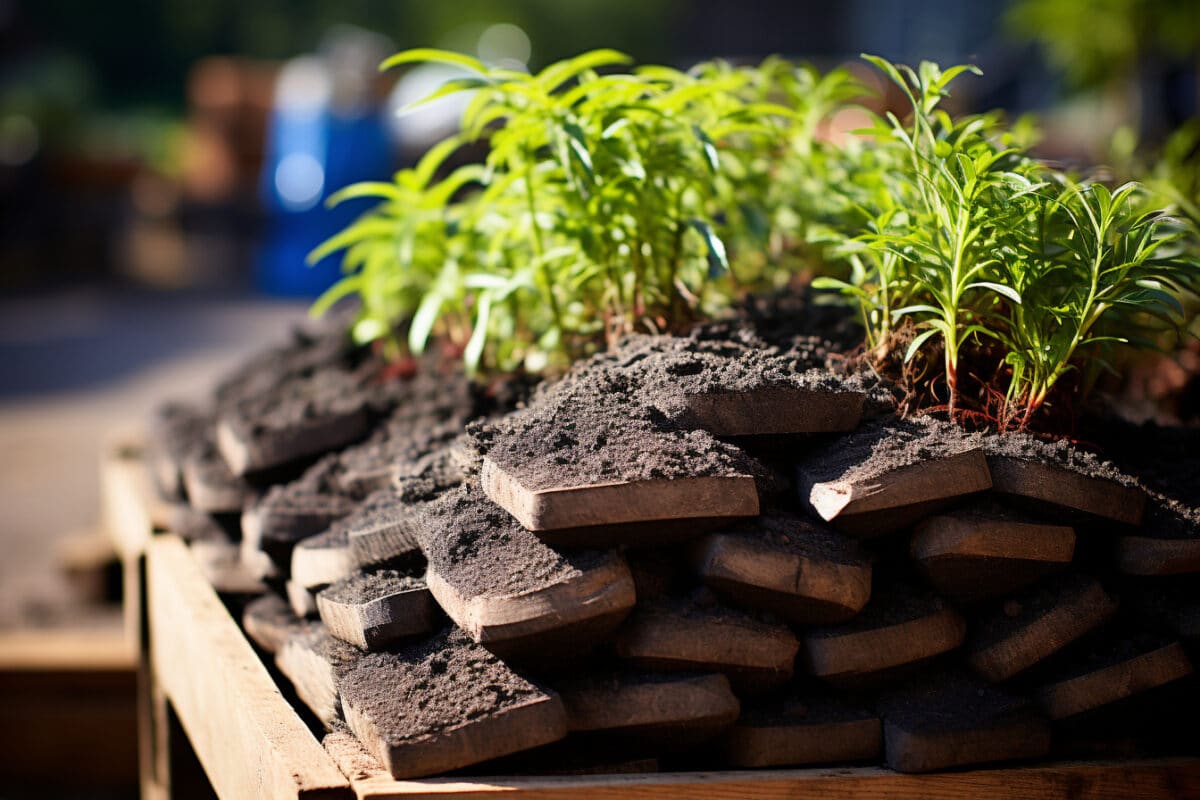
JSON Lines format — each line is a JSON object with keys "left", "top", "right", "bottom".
{"left": 464, "top": 293, "right": 493, "bottom": 373}
{"left": 904, "top": 328, "right": 940, "bottom": 363}
{"left": 380, "top": 48, "right": 489, "bottom": 75}
{"left": 310, "top": 275, "right": 364, "bottom": 318}
{"left": 687, "top": 218, "right": 730, "bottom": 278}
{"left": 535, "top": 49, "right": 632, "bottom": 92}
{"left": 407, "top": 290, "right": 444, "bottom": 355}
{"left": 894, "top": 304, "right": 941, "bottom": 318}
{"left": 692, "top": 125, "right": 720, "bottom": 174}
{"left": 352, "top": 317, "right": 389, "bottom": 345}
{"left": 965, "top": 282, "right": 1022, "bottom": 304}
{"left": 398, "top": 77, "right": 492, "bottom": 114}
{"left": 561, "top": 121, "right": 595, "bottom": 183}
{"left": 325, "top": 182, "right": 406, "bottom": 207}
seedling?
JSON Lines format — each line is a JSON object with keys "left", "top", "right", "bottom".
{"left": 310, "top": 46, "right": 1199, "bottom": 434}
{"left": 812, "top": 54, "right": 1200, "bottom": 429}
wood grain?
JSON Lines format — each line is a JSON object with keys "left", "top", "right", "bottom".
{"left": 317, "top": 585, "right": 439, "bottom": 650}
{"left": 968, "top": 579, "right": 1118, "bottom": 683}
{"left": 148, "top": 534, "right": 351, "bottom": 800}
{"left": 799, "top": 450, "right": 992, "bottom": 537}
{"left": 1038, "top": 642, "right": 1194, "bottom": 720}
{"left": 1115, "top": 536, "right": 1200, "bottom": 576}
{"left": 988, "top": 456, "right": 1146, "bottom": 525}
{"left": 426, "top": 553, "right": 635, "bottom": 659}
{"left": 692, "top": 532, "right": 871, "bottom": 624}
{"left": 802, "top": 607, "right": 966, "bottom": 686}
{"left": 481, "top": 457, "right": 759, "bottom": 534}
{"left": 911, "top": 512, "right": 1075, "bottom": 602}
{"left": 322, "top": 728, "right": 1200, "bottom": 800}
{"left": 679, "top": 386, "right": 864, "bottom": 436}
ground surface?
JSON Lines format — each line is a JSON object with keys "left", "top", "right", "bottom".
{"left": 0, "top": 285, "right": 308, "bottom": 628}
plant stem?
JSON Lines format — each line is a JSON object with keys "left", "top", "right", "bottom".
{"left": 524, "top": 153, "right": 566, "bottom": 351}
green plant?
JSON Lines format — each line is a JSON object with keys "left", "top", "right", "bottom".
{"left": 997, "top": 179, "right": 1198, "bottom": 427}
{"left": 810, "top": 54, "right": 1200, "bottom": 428}
{"left": 313, "top": 48, "right": 804, "bottom": 374}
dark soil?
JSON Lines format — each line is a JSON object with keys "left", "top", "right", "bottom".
{"left": 807, "top": 579, "right": 948, "bottom": 637}
{"left": 168, "top": 505, "right": 232, "bottom": 544}
{"left": 969, "top": 573, "right": 1104, "bottom": 650}
{"left": 797, "top": 414, "right": 986, "bottom": 486}
{"left": 418, "top": 483, "right": 607, "bottom": 598}
{"left": 714, "top": 511, "right": 869, "bottom": 566}
{"left": 732, "top": 285, "right": 865, "bottom": 354}
{"left": 322, "top": 569, "right": 426, "bottom": 606}
{"left": 339, "top": 489, "right": 409, "bottom": 534}
{"left": 1036, "top": 631, "right": 1176, "bottom": 685}
{"left": 879, "top": 670, "right": 1034, "bottom": 733}
{"left": 338, "top": 627, "right": 547, "bottom": 744}
{"left": 468, "top": 331, "right": 876, "bottom": 493}
{"left": 1139, "top": 499, "right": 1200, "bottom": 541}
{"left": 253, "top": 462, "right": 359, "bottom": 542}
{"left": 314, "top": 627, "right": 365, "bottom": 679}
{"left": 737, "top": 688, "right": 876, "bottom": 726}
{"left": 335, "top": 420, "right": 460, "bottom": 498}
{"left": 634, "top": 587, "right": 788, "bottom": 633}
{"left": 472, "top": 394, "right": 767, "bottom": 493}
{"left": 392, "top": 441, "right": 470, "bottom": 505}
{"left": 221, "top": 366, "right": 369, "bottom": 441}
{"left": 183, "top": 431, "right": 250, "bottom": 497}
{"left": 299, "top": 525, "right": 348, "bottom": 552}
{"left": 983, "top": 430, "right": 1141, "bottom": 488}
{"left": 606, "top": 332, "right": 855, "bottom": 403}
{"left": 1123, "top": 578, "right": 1200, "bottom": 639}
{"left": 148, "top": 402, "right": 209, "bottom": 497}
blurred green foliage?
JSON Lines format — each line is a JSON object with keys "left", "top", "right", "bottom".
{"left": 1007, "top": 0, "right": 1200, "bottom": 91}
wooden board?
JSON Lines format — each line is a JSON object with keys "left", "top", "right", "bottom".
{"left": 679, "top": 385, "right": 864, "bottom": 437}
{"left": 614, "top": 608, "right": 799, "bottom": 691}
{"left": 1037, "top": 642, "right": 1194, "bottom": 720}
{"left": 0, "top": 627, "right": 139, "bottom": 791}
{"left": 910, "top": 512, "right": 1076, "bottom": 602}
{"left": 1115, "top": 537, "right": 1200, "bottom": 576}
{"left": 322, "top": 729, "right": 1200, "bottom": 800}
{"left": 987, "top": 456, "right": 1146, "bottom": 526}
{"left": 426, "top": 554, "right": 635, "bottom": 659}
{"left": 131, "top": 433, "right": 1200, "bottom": 800}
{"left": 481, "top": 457, "right": 759, "bottom": 534}
{"left": 801, "top": 607, "right": 967, "bottom": 687}
{"left": 317, "top": 584, "right": 439, "bottom": 650}
{"left": 691, "top": 532, "right": 871, "bottom": 624}
{"left": 102, "top": 437, "right": 174, "bottom": 562}
{"left": 967, "top": 579, "right": 1119, "bottom": 683}
{"left": 148, "top": 535, "right": 352, "bottom": 800}
{"left": 798, "top": 450, "right": 992, "bottom": 537}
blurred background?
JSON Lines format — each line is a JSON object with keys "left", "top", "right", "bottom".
{"left": 0, "top": 0, "right": 1195, "bottom": 792}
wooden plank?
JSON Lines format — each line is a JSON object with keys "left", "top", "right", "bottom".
{"left": 481, "top": 457, "right": 759, "bottom": 534}
{"left": 323, "top": 730, "right": 1200, "bottom": 800}
{"left": 799, "top": 450, "right": 992, "bottom": 537}
{"left": 988, "top": 456, "right": 1146, "bottom": 526}
{"left": 149, "top": 534, "right": 352, "bottom": 800}
{"left": 102, "top": 437, "right": 173, "bottom": 561}
{"left": 680, "top": 385, "right": 864, "bottom": 437}
{"left": 0, "top": 626, "right": 139, "bottom": 790}
{"left": 0, "top": 627, "right": 135, "bottom": 671}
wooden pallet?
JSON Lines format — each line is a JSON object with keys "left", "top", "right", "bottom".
{"left": 0, "top": 628, "right": 138, "bottom": 791}
{"left": 118, "top": 447, "right": 1200, "bottom": 800}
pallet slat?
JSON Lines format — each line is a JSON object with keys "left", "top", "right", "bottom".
{"left": 127, "top": 437, "right": 1200, "bottom": 800}
{"left": 148, "top": 535, "right": 352, "bottom": 800}
{"left": 324, "top": 730, "right": 1200, "bottom": 800}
